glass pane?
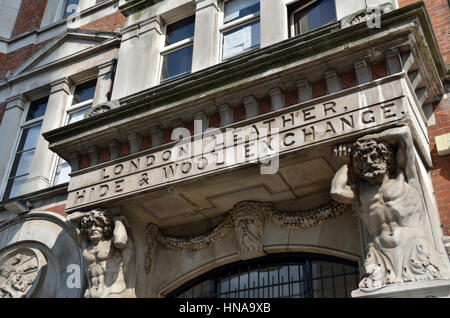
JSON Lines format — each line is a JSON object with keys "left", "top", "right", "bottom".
{"left": 294, "top": 0, "right": 336, "bottom": 35}
{"left": 26, "top": 97, "right": 48, "bottom": 121}
{"left": 72, "top": 80, "right": 97, "bottom": 105}
{"left": 223, "top": 20, "right": 260, "bottom": 59}
{"left": 224, "top": 0, "right": 260, "bottom": 24}
{"left": 67, "top": 107, "right": 89, "bottom": 124}
{"left": 166, "top": 16, "right": 195, "bottom": 46}
{"left": 6, "top": 175, "right": 28, "bottom": 199}
{"left": 19, "top": 124, "right": 42, "bottom": 151}
{"left": 63, "top": 0, "right": 80, "bottom": 18}
{"left": 54, "top": 161, "right": 71, "bottom": 185}
{"left": 10, "top": 150, "right": 35, "bottom": 178}
{"left": 161, "top": 45, "right": 193, "bottom": 80}
{"left": 172, "top": 257, "right": 358, "bottom": 299}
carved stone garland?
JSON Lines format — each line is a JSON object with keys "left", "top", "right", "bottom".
{"left": 144, "top": 200, "right": 348, "bottom": 273}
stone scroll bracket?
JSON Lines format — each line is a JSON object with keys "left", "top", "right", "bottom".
{"left": 144, "top": 199, "right": 349, "bottom": 273}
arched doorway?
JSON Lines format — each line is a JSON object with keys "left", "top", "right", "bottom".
{"left": 168, "top": 253, "right": 360, "bottom": 298}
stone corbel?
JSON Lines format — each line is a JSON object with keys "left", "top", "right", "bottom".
{"left": 88, "top": 146, "right": 100, "bottom": 166}
{"left": 297, "top": 79, "right": 312, "bottom": 103}
{"left": 149, "top": 125, "right": 162, "bottom": 147}
{"left": 353, "top": 59, "right": 371, "bottom": 84}
{"left": 108, "top": 139, "right": 120, "bottom": 160}
{"left": 243, "top": 95, "right": 258, "bottom": 119}
{"left": 269, "top": 87, "right": 284, "bottom": 111}
{"left": 324, "top": 70, "right": 340, "bottom": 94}
{"left": 218, "top": 104, "right": 233, "bottom": 126}
{"left": 386, "top": 48, "right": 403, "bottom": 75}
{"left": 193, "top": 111, "right": 208, "bottom": 133}
{"left": 68, "top": 152, "right": 81, "bottom": 172}
{"left": 127, "top": 132, "right": 142, "bottom": 154}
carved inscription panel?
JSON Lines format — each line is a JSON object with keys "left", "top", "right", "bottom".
{"left": 67, "top": 81, "right": 407, "bottom": 210}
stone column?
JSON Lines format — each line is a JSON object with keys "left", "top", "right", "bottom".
{"left": 24, "top": 78, "right": 71, "bottom": 193}
{"left": 0, "top": 95, "right": 27, "bottom": 188}
{"left": 260, "top": 0, "right": 288, "bottom": 48}
{"left": 93, "top": 60, "right": 116, "bottom": 106}
{"left": 192, "top": 0, "right": 220, "bottom": 72}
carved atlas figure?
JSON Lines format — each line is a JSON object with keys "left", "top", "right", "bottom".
{"left": 331, "top": 126, "right": 449, "bottom": 289}
{"left": 67, "top": 209, "right": 136, "bottom": 298}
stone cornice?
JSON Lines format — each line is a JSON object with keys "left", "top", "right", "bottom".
{"left": 43, "top": 3, "right": 444, "bottom": 156}
{"left": 119, "top": 0, "right": 161, "bottom": 17}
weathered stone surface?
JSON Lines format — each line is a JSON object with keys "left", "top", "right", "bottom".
{"left": 0, "top": 212, "right": 84, "bottom": 298}
{"left": 331, "top": 126, "right": 450, "bottom": 290}
{"left": 67, "top": 209, "right": 136, "bottom": 298}
{"left": 66, "top": 78, "right": 408, "bottom": 211}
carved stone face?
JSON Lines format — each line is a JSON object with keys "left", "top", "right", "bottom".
{"left": 352, "top": 140, "right": 394, "bottom": 184}
{"left": 80, "top": 209, "right": 113, "bottom": 245}
{"left": 233, "top": 212, "right": 263, "bottom": 254}
{"left": 87, "top": 224, "right": 104, "bottom": 244}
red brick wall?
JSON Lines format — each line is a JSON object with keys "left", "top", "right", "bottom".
{"left": 46, "top": 204, "right": 67, "bottom": 217}
{"left": 399, "top": 0, "right": 449, "bottom": 65}
{"left": 428, "top": 96, "right": 450, "bottom": 236}
{"left": 12, "top": 0, "right": 47, "bottom": 39}
{"left": 0, "top": 38, "right": 53, "bottom": 80}
{"left": 399, "top": 0, "right": 450, "bottom": 236}
{"left": 80, "top": 10, "right": 126, "bottom": 32}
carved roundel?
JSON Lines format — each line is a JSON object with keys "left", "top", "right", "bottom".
{"left": 0, "top": 247, "right": 46, "bottom": 298}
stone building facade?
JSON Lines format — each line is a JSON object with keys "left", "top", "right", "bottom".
{"left": 0, "top": 0, "right": 449, "bottom": 298}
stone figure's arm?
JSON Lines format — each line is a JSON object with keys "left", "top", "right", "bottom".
{"left": 113, "top": 216, "right": 129, "bottom": 249}
{"left": 66, "top": 212, "right": 85, "bottom": 246}
{"left": 331, "top": 164, "right": 358, "bottom": 204}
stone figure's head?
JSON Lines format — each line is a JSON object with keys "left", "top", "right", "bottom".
{"left": 81, "top": 209, "right": 113, "bottom": 244}
{"left": 351, "top": 139, "right": 395, "bottom": 184}
{"left": 231, "top": 203, "right": 264, "bottom": 255}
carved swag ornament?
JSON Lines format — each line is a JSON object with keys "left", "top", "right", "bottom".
{"left": 331, "top": 126, "right": 450, "bottom": 290}
{"left": 145, "top": 199, "right": 348, "bottom": 273}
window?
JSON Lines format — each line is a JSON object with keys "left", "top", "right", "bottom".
{"left": 221, "top": 0, "right": 260, "bottom": 60}
{"left": 289, "top": 0, "right": 336, "bottom": 37}
{"left": 55, "top": 0, "right": 80, "bottom": 21}
{"left": 4, "top": 97, "right": 48, "bottom": 199}
{"left": 160, "top": 16, "right": 195, "bottom": 81}
{"left": 53, "top": 79, "right": 96, "bottom": 185}
{"left": 168, "top": 253, "right": 359, "bottom": 298}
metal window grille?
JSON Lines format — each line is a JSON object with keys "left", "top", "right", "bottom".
{"left": 169, "top": 253, "right": 359, "bottom": 298}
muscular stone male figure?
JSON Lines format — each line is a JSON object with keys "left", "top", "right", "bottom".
{"left": 331, "top": 126, "right": 449, "bottom": 289}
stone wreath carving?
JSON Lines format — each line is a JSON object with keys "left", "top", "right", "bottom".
{"left": 144, "top": 199, "right": 348, "bottom": 273}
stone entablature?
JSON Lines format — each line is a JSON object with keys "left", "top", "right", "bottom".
{"left": 64, "top": 75, "right": 418, "bottom": 211}
{"left": 43, "top": 4, "right": 444, "bottom": 173}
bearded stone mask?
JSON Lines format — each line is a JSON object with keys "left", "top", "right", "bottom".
{"left": 351, "top": 139, "right": 395, "bottom": 184}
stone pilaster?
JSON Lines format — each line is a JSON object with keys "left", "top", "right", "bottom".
{"left": 0, "top": 95, "right": 27, "bottom": 191}
{"left": 25, "top": 78, "right": 71, "bottom": 193}
{"left": 192, "top": 0, "right": 220, "bottom": 72}
{"left": 260, "top": 0, "right": 288, "bottom": 48}
{"left": 93, "top": 60, "right": 116, "bottom": 106}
